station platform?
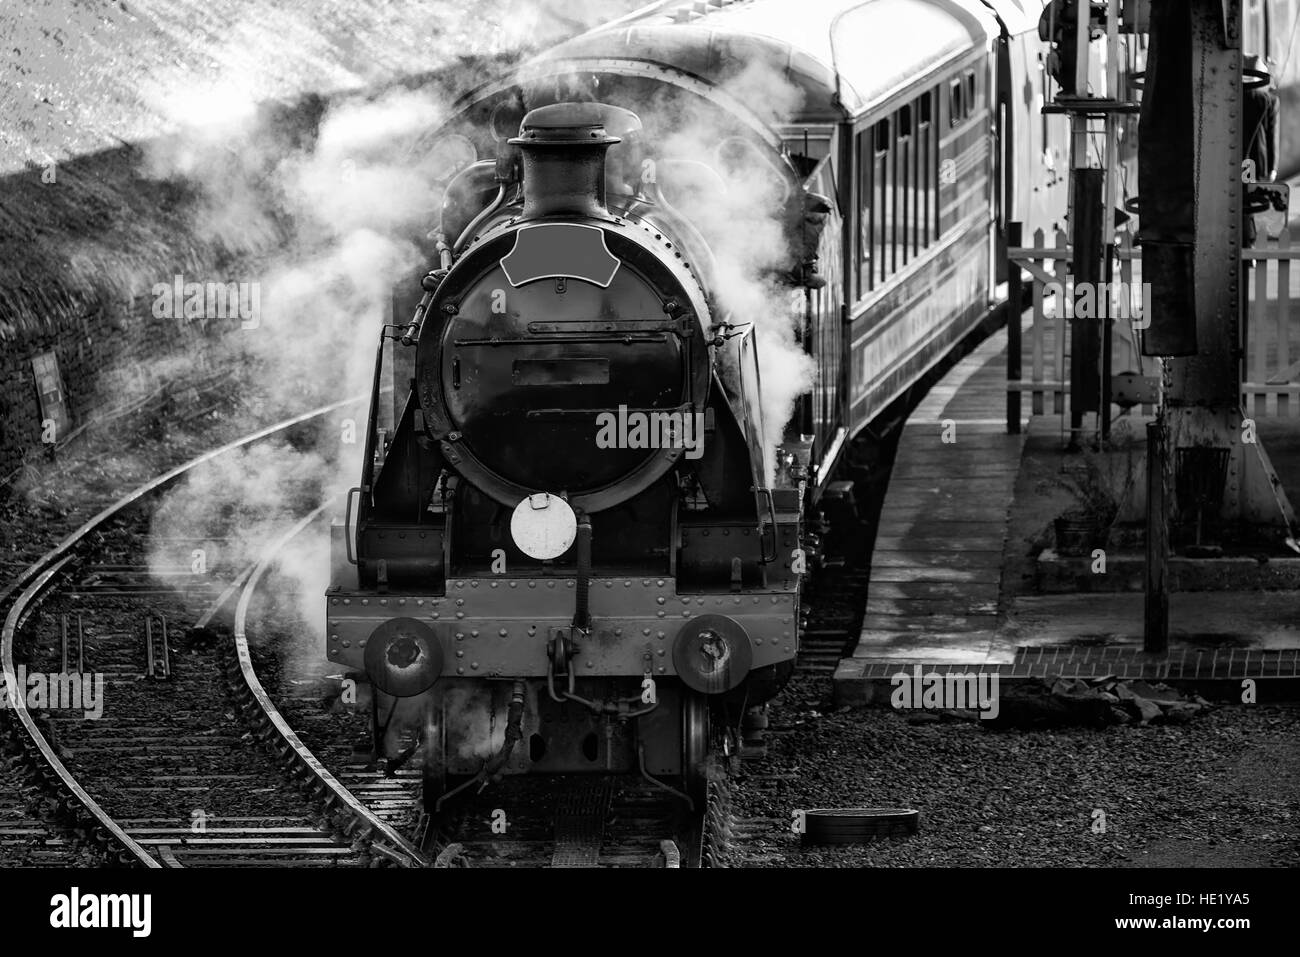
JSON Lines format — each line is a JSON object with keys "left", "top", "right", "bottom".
{"left": 832, "top": 318, "right": 1300, "bottom": 705}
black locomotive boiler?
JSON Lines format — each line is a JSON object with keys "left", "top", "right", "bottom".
{"left": 326, "top": 101, "right": 804, "bottom": 811}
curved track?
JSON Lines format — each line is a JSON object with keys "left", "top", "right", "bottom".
{"left": 0, "top": 398, "right": 426, "bottom": 867}
{"left": 1, "top": 397, "right": 746, "bottom": 868}
{"left": 227, "top": 507, "right": 427, "bottom": 866}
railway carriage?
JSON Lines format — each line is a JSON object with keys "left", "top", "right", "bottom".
{"left": 323, "top": 0, "right": 1090, "bottom": 822}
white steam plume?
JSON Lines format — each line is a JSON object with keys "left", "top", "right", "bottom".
{"left": 142, "top": 81, "right": 454, "bottom": 656}
{"left": 649, "top": 61, "right": 817, "bottom": 480}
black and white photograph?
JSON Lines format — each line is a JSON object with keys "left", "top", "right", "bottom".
{"left": 0, "top": 0, "right": 1292, "bottom": 937}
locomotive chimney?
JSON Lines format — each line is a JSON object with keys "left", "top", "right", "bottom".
{"left": 510, "top": 102, "right": 621, "bottom": 220}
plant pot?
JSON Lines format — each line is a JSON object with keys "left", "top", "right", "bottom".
{"left": 1054, "top": 517, "right": 1104, "bottom": 557}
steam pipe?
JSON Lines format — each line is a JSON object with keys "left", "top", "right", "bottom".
{"left": 435, "top": 678, "right": 527, "bottom": 810}
{"left": 436, "top": 233, "right": 453, "bottom": 273}
{"left": 453, "top": 184, "right": 507, "bottom": 253}
{"left": 358, "top": 331, "right": 388, "bottom": 518}
{"left": 400, "top": 257, "right": 450, "bottom": 347}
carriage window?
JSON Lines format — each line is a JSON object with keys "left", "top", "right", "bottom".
{"left": 930, "top": 87, "right": 941, "bottom": 243}
{"left": 896, "top": 105, "right": 911, "bottom": 266}
{"left": 887, "top": 116, "right": 900, "bottom": 279}
{"left": 857, "top": 116, "right": 895, "bottom": 291}
{"left": 966, "top": 71, "right": 977, "bottom": 113}
{"left": 856, "top": 87, "right": 946, "bottom": 299}
{"left": 917, "top": 89, "right": 934, "bottom": 253}
{"left": 875, "top": 118, "right": 890, "bottom": 152}
{"left": 874, "top": 117, "right": 892, "bottom": 287}
{"left": 856, "top": 131, "right": 871, "bottom": 299}
{"left": 949, "top": 79, "right": 964, "bottom": 127}
{"left": 856, "top": 122, "right": 885, "bottom": 297}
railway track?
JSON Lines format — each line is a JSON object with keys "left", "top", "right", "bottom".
{"left": 225, "top": 507, "right": 426, "bottom": 866}
{"left": 0, "top": 412, "right": 886, "bottom": 871}
{"left": 409, "top": 771, "right": 730, "bottom": 868}
{"left": 0, "top": 400, "right": 425, "bottom": 867}
{"left": 248, "top": 513, "right": 729, "bottom": 868}
{"left": 204, "top": 431, "right": 885, "bottom": 868}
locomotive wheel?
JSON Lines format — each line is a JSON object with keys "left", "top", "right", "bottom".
{"left": 682, "top": 691, "right": 711, "bottom": 810}
{"left": 421, "top": 697, "right": 448, "bottom": 813}
{"left": 681, "top": 692, "right": 738, "bottom": 867}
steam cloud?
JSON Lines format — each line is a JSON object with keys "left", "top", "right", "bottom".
{"left": 647, "top": 60, "right": 818, "bottom": 479}
{"left": 143, "top": 28, "right": 818, "bottom": 688}
{"left": 142, "top": 83, "right": 457, "bottom": 657}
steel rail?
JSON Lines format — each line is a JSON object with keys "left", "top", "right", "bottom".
{"left": 230, "top": 505, "right": 430, "bottom": 868}
{"left": 0, "top": 396, "right": 364, "bottom": 867}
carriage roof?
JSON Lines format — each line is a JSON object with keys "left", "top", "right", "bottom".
{"left": 540, "top": 0, "right": 1042, "bottom": 122}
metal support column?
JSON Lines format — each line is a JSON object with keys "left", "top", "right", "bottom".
{"left": 1163, "top": 0, "right": 1295, "bottom": 541}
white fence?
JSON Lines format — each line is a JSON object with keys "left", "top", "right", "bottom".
{"left": 1006, "top": 228, "right": 1300, "bottom": 425}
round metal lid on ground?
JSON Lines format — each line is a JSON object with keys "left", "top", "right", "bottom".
{"left": 801, "top": 808, "right": 920, "bottom": 844}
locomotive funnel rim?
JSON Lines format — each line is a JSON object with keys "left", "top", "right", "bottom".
{"left": 508, "top": 102, "right": 623, "bottom": 146}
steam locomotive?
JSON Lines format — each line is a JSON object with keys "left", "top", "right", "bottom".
{"left": 321, "top": 0, "right": 1296, "bottom": 817}
{"left": 326, "top": 88, "right": 805, "bottom": 813}
{"left": 321, "top": 0, "right": 1071, "bottom": 815}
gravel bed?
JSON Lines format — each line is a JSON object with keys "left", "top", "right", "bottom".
{"left": 731, "top": 673, "right": 1300, "bottom": 867}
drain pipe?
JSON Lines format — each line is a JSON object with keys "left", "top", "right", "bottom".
{"left": 573, "top": 510, "right": 592, "bottom": 632}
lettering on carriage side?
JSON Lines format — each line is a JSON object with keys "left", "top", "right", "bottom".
{"left": 1241, "top": 678, "right": 1257, "bottom": 705}
{"left": 49, "top": 888, "right": 151, "bottom": 937}
{"left": 849, "top": 232, "right": 987, "bottom": 404}
{"left": 490, "top": 809, "right": 509, "bottom": 834}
